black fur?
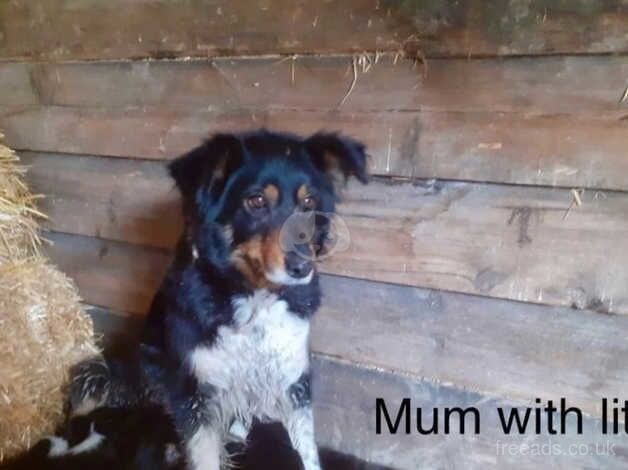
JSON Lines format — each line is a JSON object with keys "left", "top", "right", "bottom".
{"left": 2, "top": 414, "right": 393, "bottom": 470}
{"left": 288, "top": 373, "right": 312, "bottom": 409}
{"left": 69, "top": 129, "right": 369, "bottom": 467}
{"left": 0, "top": 406, "right": 184, "bottom": 470}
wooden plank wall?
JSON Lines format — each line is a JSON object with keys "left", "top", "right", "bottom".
{"left": 2, "top": 1, "right": 628, "bottom": 467}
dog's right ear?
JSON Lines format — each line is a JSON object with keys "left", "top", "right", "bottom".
{"left": 169, "top": 133, "right": 244, "bottom": 211}
{"left": 304, "top": 132, "right": 369, "bottom": 194}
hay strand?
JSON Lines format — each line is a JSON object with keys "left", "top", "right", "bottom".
{"left": 338, "top": 56, "right": 358, "bottom": 107}
{"left": 0, "top": 136, "right": 46, "bottom": 262}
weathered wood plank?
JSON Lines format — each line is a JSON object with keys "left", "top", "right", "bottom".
{"left": 4, "top": 56, "right": 627, "bottom": 115}
{"left": 45, "top": 231, "right": 171, "bottom": 315}
{"left": 4, "top": 55, "right": 628, "bottom": 188}
{"left": 77, "top": 301, "right": 628, "bottom": 468}
{"left": 1, "top": 0, "right": 627, "bottom": 60}
{"left": 330, "top": 180, "right": 628, "bottom": 315}
{"left": 1, "top": 106, "right": 263, "bottom": 160}
{"left": 8, "top": 105, "right": 628, "bottom": 189}
{"left": 0, "top": 63, "right": 38, "bottom": 107}
{"left": 315, "top": 276, "right": 628, "bottom": 418}
{"left": 24, "top": 152, "right": 182, "bottom": 249}
{"left": 313, "top": 357, "right": 628, "bottom": 470}
{"left": 30, "top": 153, "right": 628, "bottom": 314}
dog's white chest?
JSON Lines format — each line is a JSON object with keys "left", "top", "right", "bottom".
{"left": 189, "top": 290, "right": 310, "bottom": 420}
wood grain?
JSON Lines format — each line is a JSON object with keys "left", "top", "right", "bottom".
{"left": 4, "top": 55, "right": 627, "bottom": 188}
{"left": 33, "top": 155, "right": 628, "bottom": 316}
{"left": 0, "top": 63, "right": 38, "bottom": 107}
{"left": 7, "top": 104, "right": 628, "bottom": 190}
{"left": 314, "top": 275, "right": 628, "bottom": 418}
{"left": 3, "top": 56, "right": 627, "bottom": 114}
{"left": 313, "top": 357, "right": 628, "bottom": 470}
{"left": 45, "top": 231, "right": 170, "bottom": 315}
{"left": 24, "top": 152, "right": 182, "bottom": 249}
{"left": 330, "top": 180, "right": 628, "bottom": 315}
{"left": 1, "top": 0, "right": 626, "bottom": 60}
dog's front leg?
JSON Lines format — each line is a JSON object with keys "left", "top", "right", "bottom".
{"left": 285, "top": 373, "right": 321, "bottom": 470}
{"left": 186, "top": 424, "right": 221, "bottom": 470}
{"left": 173, "top": 391, "right": 222, "bottom": 470}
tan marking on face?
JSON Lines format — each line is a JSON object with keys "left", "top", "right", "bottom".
{"left": 230, "top": 231, "right": 284, "bottom": 289}
{"left": 261, "top": 230, "right": 284, "bottom": 273}
{"left": 297, "top": 184, "right": 309, "bottom": 203}
{"left": 263, "top": 184, "right": 280, "bottom": 207}
{"left": 231, "top": 236, "right": 267, "bottom": 288}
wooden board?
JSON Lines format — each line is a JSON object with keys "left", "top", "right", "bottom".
{"left": 314, "top": 275, "right": 628, "bottom": 418}
{"left": 3, "top": 56, "right": 628, "bottom": 114}
{"left": 3, "top": 55, "right": 628, "bottom": 189}
{"left": 1, "top": 0, "right": 627, "bottom": 60}
{"left": 329, "top": 180, "right": 628, "bottom": 316}
{"left": 313, "top": 357, "right": 628, "bottom": 470}
{"left": 0, "top": 63, "right": 39, "bottom": 107}
{"left": 24, "top": 152, "right": 183, "bottom": 249}
{"left": 29, "top": 153, "right": 628, "bottom": 314}
{"left": 7, "top": 106, "right": 628, "bottom": 189}
{"left": 45, "top": 231, "right": 171, "bottom": 315}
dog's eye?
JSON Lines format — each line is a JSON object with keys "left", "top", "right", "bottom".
{"left": 245, "top": 194, "right": 267, "bottom": 212}
{"left": 301, "top": 195, "right": 316, "bottom": 210}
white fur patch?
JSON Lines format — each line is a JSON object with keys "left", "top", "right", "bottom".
{"left": 228, "top": 419, "right": 248, "bottom": 440}
{"left": 189, "top": 290, "right": 310, "bottom": 428}
{"left": 286, "top": 407, "right": 320, "bottom": 470}
{"left": 46, "top": 436, "right": 69, "bottom": 457}
{"left": 164, "top": 443, "right": 181, "bottom": 466}
{"left": 187, "top": 426, "right": 220, "bottom": 470}
{"left": 265, "top": 269, "right": 313, "bottom": 286}
{"left": 49, "top": 424, "right": 105, "bottom": 458}
{"left": 68, "top": 424, "right": 105, "bottom": 455}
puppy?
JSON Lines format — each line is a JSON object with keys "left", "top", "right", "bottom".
{"left": 2, "top": 414, "right": 390, "bottom": 470}
{"left": 71, "top": 130, "right": 369, "bottom": 469}
{"left": 0, "top": 405, "right": 184, "bottom": 470}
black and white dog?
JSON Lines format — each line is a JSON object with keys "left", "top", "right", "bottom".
{"left": 71, "top": 130, "right": 369, "bottom": 469}
{"left": 0, "top": 405, "right": 185, "bottom": 470}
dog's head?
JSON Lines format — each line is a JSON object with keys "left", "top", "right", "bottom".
{"left": 169, "top": 130, "right": 368, "bottom": 289}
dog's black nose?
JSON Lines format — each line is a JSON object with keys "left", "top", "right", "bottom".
{"left": 285, "top": 252, "right": 313, "bottom": 279}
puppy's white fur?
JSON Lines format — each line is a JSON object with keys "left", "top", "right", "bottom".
{"left": 47, "top": 423, "right": 105, "bottom": 458}
{"left": 46, "top": 436, "right": 69, "bottom": 457}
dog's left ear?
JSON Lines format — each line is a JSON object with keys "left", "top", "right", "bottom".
{"left": 304, "top": 133, "right": 369, "bottom": 192}
{"left": 169, "top": 133, "right": 244, "bottom": 212}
